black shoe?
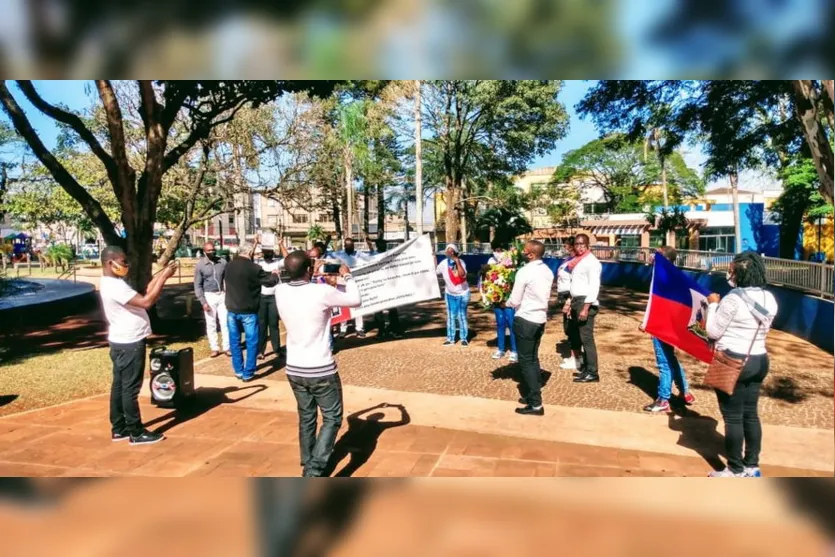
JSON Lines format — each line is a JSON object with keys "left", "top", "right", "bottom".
{"left": 573, "top": 373, "right": 600, "bottom": 383}
{"left": 515, "top": 405, "right": 544, "bottom": 416}
{"left": 461, "top": 340, "right": 470, "bottom": 347}
{"left": 518, "top": 398, "right": 527, "bottom": 405}
{"left": 111, "top": 431, "right": 130, "bottom": 442}
{"left": 130, "top": 430, "right": 165, "bottom": 445}
{"left": 357, "top": 331, "right": 367, "bottom": 339}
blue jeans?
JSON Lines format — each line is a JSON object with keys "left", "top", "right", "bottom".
{"left": 445, "top": 292, "right": 470, "bottom": 342}
{"left": 228, "top": 312, "right": 259, "bottom": 379}
{"left": 653, "top": 337, "right": 689, "bottom": 400}
{"left": 493, "top": 307, "right": 517, "bottom": 353}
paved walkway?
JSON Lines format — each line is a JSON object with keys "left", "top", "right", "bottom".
{"left": 0, "top": 369, "right": 830, "bottom": 477}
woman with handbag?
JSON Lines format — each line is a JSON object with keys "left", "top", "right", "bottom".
{"left": 704, "top": 252, "right": 778, "bottom": 478}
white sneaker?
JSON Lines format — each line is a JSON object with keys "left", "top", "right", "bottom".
{"left": 560, "top": 357, "right": 576, "bottom": 370}
{"left": 492, "top": 350, "right": 506, "bottom": 360}
{"left": 708, "top": 468, "right": 745, "bottom": 477}
{"left": 508, "top": 352, "right": 518, "bottom": 363}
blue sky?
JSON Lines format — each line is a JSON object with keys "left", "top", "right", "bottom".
{"left": 6, "top": 79, "right": 748, "bottom": 188}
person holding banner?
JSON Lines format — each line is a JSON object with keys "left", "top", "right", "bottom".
{"left": 436, "top": 244, "right": 470, "bottom": 347}
{"left": 333, "top": 238, "right": 367, "bottom": 339}
{"left": 642, "top": 247, "right": 696, "bottom": 413}
{"left": 704, "top": 252, "right": 778, "bottom": 478}
{"left": 274, "top": 251, "right": 361, "bottom": 477}
{"left": 366, "top": 237, "right": 404, "bottom": 339}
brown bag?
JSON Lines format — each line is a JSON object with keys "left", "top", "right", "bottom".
{"left": 703, "top": 324, "right": 761, "bottom": 395}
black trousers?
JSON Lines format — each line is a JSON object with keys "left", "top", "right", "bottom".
{"left": 375, "top": 307, "right": 402, "bottom": 334}
{"left": 258, "top": 294, "right": 280, "bottom": 355}
{"left": 716, "top": 353, "right": 769, "bottom": 474}
{"left": 514, "top": 316, "right": 546, "bottom": 408}
{"left": 288, "top": 373, "right": 344, "bottom": 477}
{"left": 568, "top": 297, "right": 599, "bottom": 375}
{"left": 109, "top": 339, "right": 146, "bottom": 436}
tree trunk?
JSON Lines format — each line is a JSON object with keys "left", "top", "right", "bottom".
{"left": 414, "top": 80, "right": 423, "bottom": 236}
{"left": 344, "top": 149, "right": 353, "bottom": 239}
{"left": 791, "top": 80, "right": 834, "bottom": 204}
{"left": 376, "top": 181, "right": 385, "bottom": 241}
{"left": 404, "top": 202, "right": 410, "bottom": 241}
{"left": 730, "top": 171, "right": 742, "bottom": 254}
{"left": 332, "top": 194, "right": 342, "bottom": 242}
{"left": 362, "top": 184, "right": 370, "bottom": 239}
{"left": 443, "top": 179, "right": 460, "bottom": 243}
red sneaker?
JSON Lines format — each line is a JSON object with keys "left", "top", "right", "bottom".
{"left": 683, "top": 392, "right": 696, "bottom": 405}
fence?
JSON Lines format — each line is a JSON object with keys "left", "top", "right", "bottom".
{"left": 436, "top": 243, "right": 834, "bottom": 298}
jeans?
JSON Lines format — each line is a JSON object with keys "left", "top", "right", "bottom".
{"left": 493, "top": 306, "right": 517, "bottom": 353}
{"left": 568, "top": 297, "right": 599, "bottom": 375}
{"left": 258, "top": 295, "right": 280, "bottom": 355}
{"left": 227, "top": 312, "right": 259, "bottom": 379}
{"left": 652, "top": 337, "right": 689, "bottom": 400}
{"left": 288, "top": 373, "right": 344, "bottom": 477}
{"left": 716, "top": 353, "right": 769, "bottom": 474}
{"left": 445, "top": 291, "right": 470, "bottom": 342}
{"left": 109, "top": 339, "right": 146, "bottom": 436}
{"left": 515, "top": 316, "right": 546, "bottom": 408}
{"left": 203, "top": 291, "right": 230, "bottom": 352}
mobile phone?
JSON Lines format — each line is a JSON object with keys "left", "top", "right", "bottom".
{"left": 323, "top": 263, "right": 341, "bottom": 275}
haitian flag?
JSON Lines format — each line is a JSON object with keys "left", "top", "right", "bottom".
{"left": 641, "top": 254, "right": 714, "bottom": 363}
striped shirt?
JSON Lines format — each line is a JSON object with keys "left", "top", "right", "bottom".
{"left": 275, "top": 277, "right": 362, "bottom": 378}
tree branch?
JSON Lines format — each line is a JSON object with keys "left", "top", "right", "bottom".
{"left": 95, "top": 80, "right": 136, "bottom": 203}
{"left": 0, "top": 82, "right": 120, "bottom": 245}
{"left": 15, "top": 81, "right": 121, "bottom": 185}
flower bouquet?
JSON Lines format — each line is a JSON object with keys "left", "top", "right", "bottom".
{"left": 479, "top": 242, "right": 526, "bottom": 310}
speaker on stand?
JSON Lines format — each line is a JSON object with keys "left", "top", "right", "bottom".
{"left": 149, "top": 346, "right": 195, "bottom": 409}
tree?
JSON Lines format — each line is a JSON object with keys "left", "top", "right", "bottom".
{"left": 0, "top": 80, "right": 341, "bottom": 292}
{"left": 529, "top": 181, "right": 581, "bottom": 231}
{"left": 646, "top": 207, "right": 689, "bottom": 244}
{"left": 422, "top": 80, "right": 569, "bottom": 242}
{"left": 770, "top": 155, "right": 833, "bottom": 259}
{"left": 578, "top": 80, "right": 833, "bottom": 204}
{"left": 387, "top": 182, "right": 416, "bottom": 241}
{"left": 475, "top": 206, "right": 533, "bottom": 245}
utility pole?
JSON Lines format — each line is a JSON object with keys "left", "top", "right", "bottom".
{"left": 730, "top": 170, "right": 742, "bottom": 253}
{"left": 414, "top": 80, "right": 423, "bottom": 237}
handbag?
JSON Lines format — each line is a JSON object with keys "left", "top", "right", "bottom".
{"left": 703, "top": 323, "right": 761, "bottom": 395}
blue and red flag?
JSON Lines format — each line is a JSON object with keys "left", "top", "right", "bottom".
{"left": 642, "top": 254, "right": 714, "bottom": 363}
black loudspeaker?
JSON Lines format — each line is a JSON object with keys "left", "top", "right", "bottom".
{"left": 149, "top": 346, "right": 195, "bottom": 408}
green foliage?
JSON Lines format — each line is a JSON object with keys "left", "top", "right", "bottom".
{"left": 306, "top": 224, "right": 327, "bottom": 243}
{"left": 475, "top": 206, "right": 533, "bottom": 244}
{"left": 646, "top": 207, "right": 689, "bottom": 234}
{"left": 46, "top": 244, "right": 74, "bottom": 267}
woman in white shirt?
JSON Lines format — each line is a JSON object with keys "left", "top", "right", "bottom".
{"left": 436, "top": 244, "right": 470, "bottom": 346}
{"left": 705, "top": 252, "right": 778, "bottom": 478}
{"left": 555, "top": 239, "right": 579, "bottom": 369}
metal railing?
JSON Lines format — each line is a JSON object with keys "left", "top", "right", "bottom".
{"left": 436, "top": 243, "right": 834, "bottom": 298}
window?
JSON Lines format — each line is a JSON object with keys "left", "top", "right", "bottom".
{"left": 267, "top": 198, "right": 276, "bottom": 207}
{"left": 699, "top": 227, "right": 735, "bottom": 253}
{"left": 291, "top": 213, "right": 309, "bottom": 224}
{"left": 318, "top": 212, "right": 333, "bottom": 223}
{"left": 649, "top": 230, "right": 665, "bottom": 247}
{"left": 228, "top": 214, "right": 235, "bottom": 225}
{"left": 617, "top": 235, "right": 641, "bottom": 248}
{"left": 583, "top": 203, "right": 608, "bottom": 215}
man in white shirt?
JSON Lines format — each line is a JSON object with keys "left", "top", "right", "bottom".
{"left": 332, "top": 238, "right": 366, "bottom": 339}
{"left": 275, "top": 251, "right": 362, "bottom": 477}
{"left": 99, "top": 246, "right": 176, "bottom": 445}
{"left": 506, "top": 241, "right": 554, "bottom": 416}
{"left": 258, "top": 249, "right": 284, "bottom": 360}
{"left": 567, "top": 234, "right": 603, "bottom": 383}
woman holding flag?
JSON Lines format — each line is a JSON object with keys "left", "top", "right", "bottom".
{"left": 437, "top": 244, "right": 470, "bottom": 346}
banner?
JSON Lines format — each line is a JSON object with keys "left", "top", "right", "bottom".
{"left": 642, "top": 254, "right": 715, "bottom": 363}
{"left": 333, "top": 235, "right": 441, "bottom": 321}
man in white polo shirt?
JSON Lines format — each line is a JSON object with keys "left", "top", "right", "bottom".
{"left": 99, "top": 246, "right": 177, "bottom": 445}
{"left": 506, "top": 240, "right": 554, "bottom": 416}
{"left": 275, "top": 250, "right": 362, "bottom": 477}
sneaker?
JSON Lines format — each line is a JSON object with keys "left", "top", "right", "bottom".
{"left": 643, "top": 398, "right": 671, "bottom": 413}
{"left": 560, "top": 357, "right": 577, "bottom": 370}
{"left": 682, "top": 392, "right": 696, "bottom": 405}
{"left": 443, "top": 340, "right": 455, "bottom": 347}
{"left": 508, "top": 352, "right": 518, "bottom": 363}
{"left": 743, "top": 467, "right": 762, "bottom": 477}
{"left": 357, "top": 331, "right": 367, "bottom": 339}
{"left": 708, "top": 468, "right": 745, "bottom": 477}
{"left": 461, "top": 340, "right": 469, "bottom": 347}
{"left": 492, "top": 350, "right": 506, "bottom": 360}
{"left": 130, "top": 430, "right": 165, "bottom": 446}
{"left": 111, "top": 431, "right": 130, "bottom": 442}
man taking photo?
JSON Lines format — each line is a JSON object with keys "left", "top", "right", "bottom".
{"left": 275, "top": 251, "right": 362, "bottom": 477}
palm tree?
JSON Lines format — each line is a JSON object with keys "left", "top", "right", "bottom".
{"left": 306, "top": 224, "right": 326, "bottom": 246}
{"left": 387, "top": 183, "right": 417, "bottom": 241}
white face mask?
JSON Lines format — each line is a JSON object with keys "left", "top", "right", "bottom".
{"left": 726, "top": 271, "right": 736, "bottom": 288}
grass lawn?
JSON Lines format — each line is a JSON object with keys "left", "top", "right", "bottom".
{"left": 0, "top": 339, "right": 213, "bottom": 418}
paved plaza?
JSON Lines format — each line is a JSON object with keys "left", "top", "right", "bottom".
{"left": 0, "top": 285, "right": 832, "bottom": 477}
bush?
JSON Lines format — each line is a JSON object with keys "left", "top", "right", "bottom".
{"left": 46, "top": 244, "right": 74, "bottom": 268}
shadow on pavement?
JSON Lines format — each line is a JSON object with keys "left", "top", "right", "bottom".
{"left": 324, "top": 403, "right": 411, "bottom": 478}
{"left": 0, "top": 394, "right": 19, "bottom": 408}
{"left": 667, "top": 412, "right": 726, "bottom": 472}
{"left": 491, "top": 364, "right": 553, "bottom": 400}
{"left": 145, "top": 384, "right": 268, "bottom": 436}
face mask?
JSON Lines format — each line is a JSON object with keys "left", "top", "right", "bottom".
{"left": 726, "top": 272, "right": 736, "bottom": 288}
{"left": 111, "top": 261, "right": 130, "bottom": 278}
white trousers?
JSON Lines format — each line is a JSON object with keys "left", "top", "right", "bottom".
{"left": 340, "top": 314, "right": 364, "bottom": 333}
{"left": 203, "top": 291, "right": 230, "bottom": 351}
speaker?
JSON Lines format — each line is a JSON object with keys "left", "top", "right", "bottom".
{"left": 149, "top": 346, "right": 195, "bottom": 408}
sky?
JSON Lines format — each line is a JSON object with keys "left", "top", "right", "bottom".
{"left": 4, "top": 79, "right": 776, "bottom": 191}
